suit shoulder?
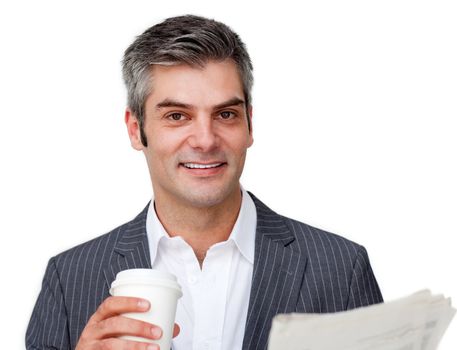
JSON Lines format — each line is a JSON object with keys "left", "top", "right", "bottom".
{"left": 51, "top": 205, "right": 149, "bottom": 272}
{"left": 51, "top": 222, "right": 124, "bottom": 271}
{"left": 249, "top": 192, "right": 364, "bottom": 256}
{"left": 280, "top": 214, "right": 364, "bottom": 256}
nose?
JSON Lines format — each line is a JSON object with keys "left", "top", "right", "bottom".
{"left": 187, "top": 117, "right": 219, "bottom": 152}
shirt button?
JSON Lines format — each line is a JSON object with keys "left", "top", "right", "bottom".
{"left": 188, "top": 276, "right": 198, "bottom": 284}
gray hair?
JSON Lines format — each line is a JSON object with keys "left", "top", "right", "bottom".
{"left": 122, "top": 15, "right": 254, "bottom": 146}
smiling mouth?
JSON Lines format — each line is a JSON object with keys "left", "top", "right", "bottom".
{"left": 181, "top": 162, "right": 226, "bottom": 169}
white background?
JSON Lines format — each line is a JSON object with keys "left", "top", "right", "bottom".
{"left": 1, "top": 0, "right": 456, "bottom": 348}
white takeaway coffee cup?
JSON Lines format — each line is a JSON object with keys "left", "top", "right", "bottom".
{"left": 109, "top": 268, "right": 182, "bottom": 349}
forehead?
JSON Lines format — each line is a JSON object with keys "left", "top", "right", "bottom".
{"left": 146, "top": 60, "right": 244, "bottom": 109}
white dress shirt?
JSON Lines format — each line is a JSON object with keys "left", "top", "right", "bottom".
{"left": 146, "top": 188, "right": 257, "bottom": 350}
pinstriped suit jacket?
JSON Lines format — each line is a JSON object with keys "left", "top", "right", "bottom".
{"left": 26, "top": 193, "right": 383, "bottom": 350}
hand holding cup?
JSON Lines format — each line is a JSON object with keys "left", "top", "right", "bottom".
{"left": 76, "top": 269, "right": 182, "bottom": 350}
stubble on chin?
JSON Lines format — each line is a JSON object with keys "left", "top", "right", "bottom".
{"left": 178, "top": 185, "right": 235, "bottom": 209}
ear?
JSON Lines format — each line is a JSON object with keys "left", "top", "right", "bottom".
{"left": 247, "top": 105, "right": 254, "bottom": 147}
{"left": 125, "top": 109, "right": 144, "bottom": 151}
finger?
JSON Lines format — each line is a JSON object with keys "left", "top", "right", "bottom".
{"left": 173, "top": 323, "right": 180, "bottom": 338}
{"left": 89, "top": 296, "right": 150, "bottom": 323}
{"left": 100, "top": 337, "right": 159, "bottom": 350}
{"left": 87, "top": 315, "right": 163, "bottom": 341}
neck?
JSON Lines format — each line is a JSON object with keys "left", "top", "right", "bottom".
{"left": 154, "top": 188, "right": 243, "bottom": 255}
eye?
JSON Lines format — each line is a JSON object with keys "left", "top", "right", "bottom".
{"left": 168, "top": 112, "right": 184, "bottom": 121}
{"left": 219, "top": 111, "right": 235, "bottom": 120}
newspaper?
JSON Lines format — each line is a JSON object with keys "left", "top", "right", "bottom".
{"left": 268, "top": 290, "right": 455, "bottom": 350}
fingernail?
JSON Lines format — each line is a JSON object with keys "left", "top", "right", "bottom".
{"left": 151, "top": 327, "right": 162, "bottom": 339}
{"left": 147, "top": 345, "right": 159, "bottom": 350}
{"left": 138, "top": 299, "right": 150, "bottom": 310}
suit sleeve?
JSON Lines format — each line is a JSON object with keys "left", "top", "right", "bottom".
{"left": 26, "top": 257, "right": 71, "bottom": 350}
{"left": 346, "top": 246, "right": 383, "bottom": 309}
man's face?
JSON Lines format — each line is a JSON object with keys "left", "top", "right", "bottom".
{"left": 126, "top": 60, "right": 253, "bottom": 208}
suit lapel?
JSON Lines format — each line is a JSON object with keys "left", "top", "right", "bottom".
{"left": 102, "top": 196, "right": 306, "bottom": 349}
{"left": 243, "top": 193, "right": 307, "bottom": 350}
{"left": 103, "top": 204, "right": 152, "bottom": 292}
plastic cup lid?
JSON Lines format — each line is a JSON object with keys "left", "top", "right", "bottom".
{"left": 110, "top": 268, "right": 182, "bottom": 296}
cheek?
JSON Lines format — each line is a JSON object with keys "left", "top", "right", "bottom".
{"left": 223, "top": 135, "right": 250, "bottom": 164}
{"left": 149, "top": 128, "right": 183, "bottom": 150}
{"left": 232, "top": 132, "right": 253, "bottom": 151}
{"left": 148, "top": 130, "right": 189, "bottom": 167}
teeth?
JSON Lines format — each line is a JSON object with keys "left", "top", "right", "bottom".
{"left": 183, "top": 163, "right": 222, "bottom": 169}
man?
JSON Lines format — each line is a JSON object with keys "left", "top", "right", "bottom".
{"left": 26, "top": 15, "right": 383, "bottom": 350}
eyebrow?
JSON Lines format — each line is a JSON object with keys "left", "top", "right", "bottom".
{"left": 155, "top": 97, "right": 245, "bottom": 111}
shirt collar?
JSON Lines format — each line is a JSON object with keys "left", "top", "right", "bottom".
{"left": 146, "top": 187, "right": 257, "bottom": 265}
{"left": 146, "top": 200, "right": 169, "bottom": 266}
{"left": 228, "top": 187, "right": 256, "bottom": 264}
